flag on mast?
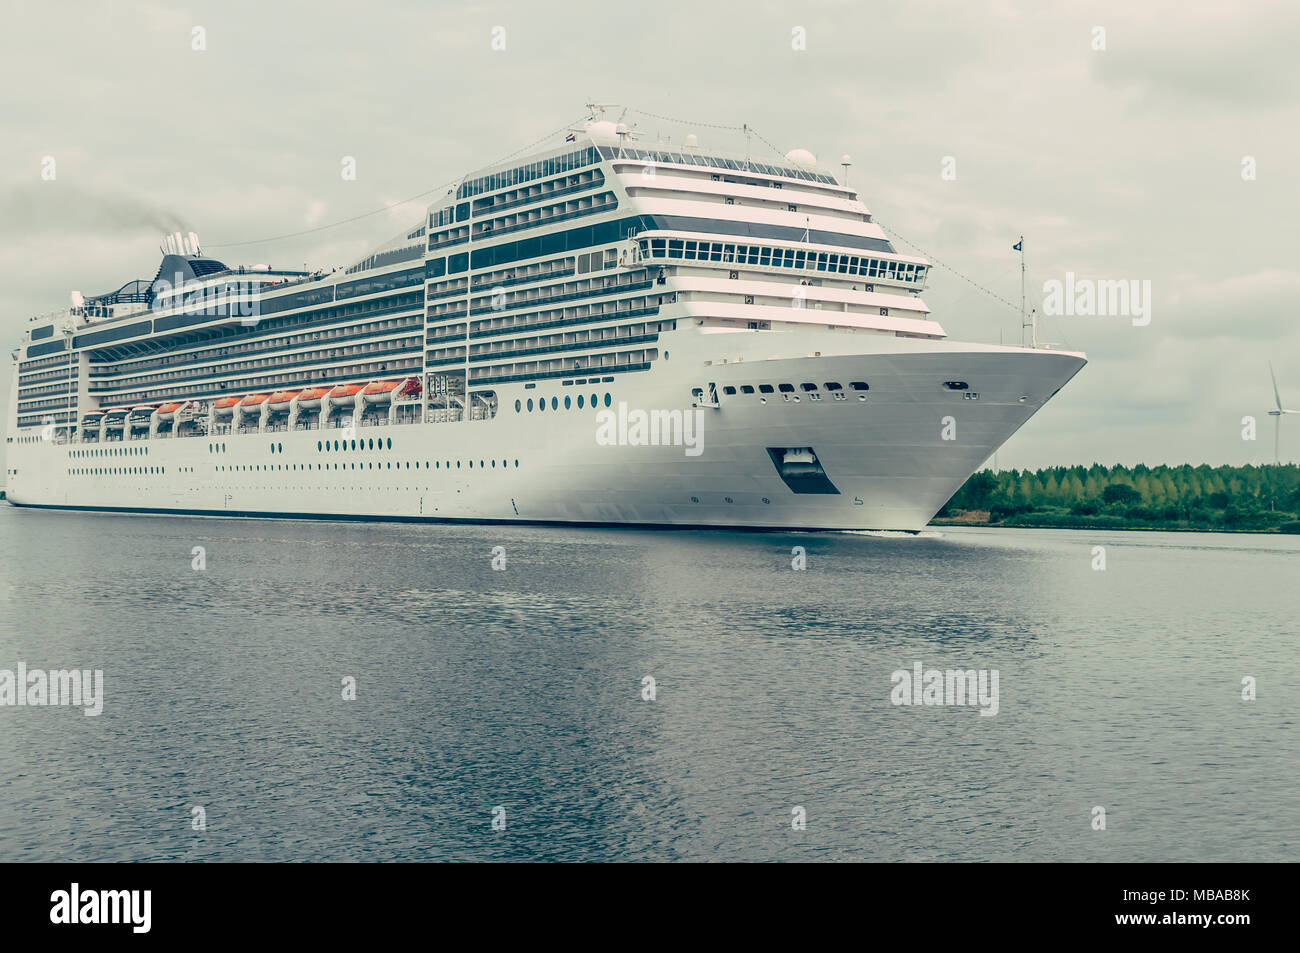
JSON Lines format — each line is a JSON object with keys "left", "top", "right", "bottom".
{"left": 1013, "top": 238, "right": 1023, "bottom": 251}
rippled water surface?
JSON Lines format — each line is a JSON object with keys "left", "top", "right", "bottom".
{"left": 0, "top": 505, "right": 1295, "bottom": 861}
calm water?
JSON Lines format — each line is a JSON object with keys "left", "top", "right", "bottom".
{"left": 0, "top": 504, "right": 1295, "bottom": 862}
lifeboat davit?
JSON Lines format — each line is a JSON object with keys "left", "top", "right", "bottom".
{"left": 326, "top": 383, "right": 363, "bottom": 407}
{"left": 213, "top": 396, "right": 241, "bottom": 416}
{"left": 293, "top": 387, "right": 330, "bottom": 410}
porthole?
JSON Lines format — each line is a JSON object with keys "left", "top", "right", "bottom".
{"left": 577, "top": 395, "right": 584, "bottom": 408}
{"left": 514, "top": 460, "right": 519, "bottom": 467}
{"left": 604, "top": 393, "right": 612, "bottom": 407}
{"left": 491, "top": 459, "right": 496, "bottom": 468}
{"left": 539, "top": 399, "right": 546, "bottom": 413}
{"left": 564, "top": 395, "right": 571, "bottom": 409}
{"left": 690, "top": 496, "right": 699, "bottom": 503}
{"left": 278, "top": 443, "right": 283, "bottom": 453}
{"left": 527, "top": 398, "right": 534, "bottom": 411}
{"left": 386, "top": 438, "right": 392, "bottom": 450}
{"left": 368, "top": 439, "right": 374, "bottom": 450}
{"left": 515, "top": 399, "right": 522, "bottom": 412}
{"left": 551, "top": 396, "right": 558, "bottom": 410}
{"left": 317, "top": 441, "right": 322, "bottom": 451}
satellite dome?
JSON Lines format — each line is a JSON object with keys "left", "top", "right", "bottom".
{"left": 684, "top": 133, "right": 699, "bottom": 149}
{"left": 785, "top": 148, "right": 817, "bottom": 169}
{"left": 584, "top": 120, "right": 619, "bottom": 142}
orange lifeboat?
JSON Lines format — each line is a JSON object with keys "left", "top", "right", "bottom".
{"left": 293, "top": 386, "right": 330, "bottom": 410}
{"left": 359, "top": 380, "right": 403, "bottom": 406}
{"left": 155, "top": 401, "right": 184, "bottom": 420}
{"left": 128, "top": 404, "right": 157, "bottom": 427}
{"left": 326, "top": 383, "right": 363, "bottom": 406}
{"left": 238, "top": 393, "right": 270, "bottom": 407}
{"left": 213, "top": 396, "right": 241, "bottom": 415}
{"left": 268, "top": 390, "right": 300, "bottom": 405}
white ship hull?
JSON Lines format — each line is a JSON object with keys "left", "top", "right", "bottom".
{"left": 6, "top": 333, "right": 1084, "bottom": 531}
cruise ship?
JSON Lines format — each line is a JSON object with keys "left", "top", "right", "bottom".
{"left": 4, "top": 116, "right": 1085, "bottom": 531}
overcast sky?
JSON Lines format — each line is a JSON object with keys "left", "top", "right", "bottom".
{"left": 3, "top": 0, "right": 1297, "bottom": 471}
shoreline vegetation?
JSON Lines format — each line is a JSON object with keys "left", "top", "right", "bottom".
{"left": 931, "top": 463, "right": 1300, "bottom": 534}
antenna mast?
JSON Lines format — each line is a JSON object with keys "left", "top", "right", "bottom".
{"left": 1018, "top": 235, "right": 1035, "bottom": 348}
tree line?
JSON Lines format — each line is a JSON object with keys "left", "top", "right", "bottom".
{"left": 938, "top": 463, "right": 1300, "bottom": 532}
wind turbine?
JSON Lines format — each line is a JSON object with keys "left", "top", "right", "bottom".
{"left": 1268, "top": 362, "right": 1299, "bottom": 464}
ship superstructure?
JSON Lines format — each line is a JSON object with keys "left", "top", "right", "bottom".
{"left": 5, "top": 117, "right": 1085, "bottom": 530}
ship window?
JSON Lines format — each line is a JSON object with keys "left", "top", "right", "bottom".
{"left": 551, "top": 396, "right": 558, "bottom": 410}
{"left": 604, "top": 393, "right": 612, "bottom": 407}
{"left": 317, "top": 441, "right": 322, "bottom": 451}
{"left": 759, "top": 384, "right": 774, "bottom": 393}
{"left": 539, "top": 399, "right": 545, "bottom": 412}
{"left": 351, "top": 440, "right": 357, "bottom": 450}
{"left": 741, "top": 385, "right": 755, "bottom": 394}
{"left": 943, "top": 381, "right": 969, "bottom": 390}
{"left": 387, "top": 438, "right": 392, "bottom": 449}
{"left": 577, "top": 395, "right": 584, "bottom": 408}
{"left": 800, "top": 382, "right": 818, "bottom": 392}
{"left": 849, "top": 381, "right": 869, "bottom": 391}
{"left": 527, "top": 398, "right": 533, "bottom": 411}
{"left": 368, "top": 439, "right": 374, "bottom": 450}
{"left": 515, "top": 399, "right": 521, "bottom": 412}
{"left": 591, "top": 394, "right": 597, "bottom": 407}
{"left": 824, "top": 382, "right": 842, "bottom": 391}
{"left": 564, "top": 395, "right": 571, "bottom": 409}
{"left": 778, "top": 383, "right": 794, "bottom": 393}
{"left": 723, "top": 386, "right": 737, "bottom": 395}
